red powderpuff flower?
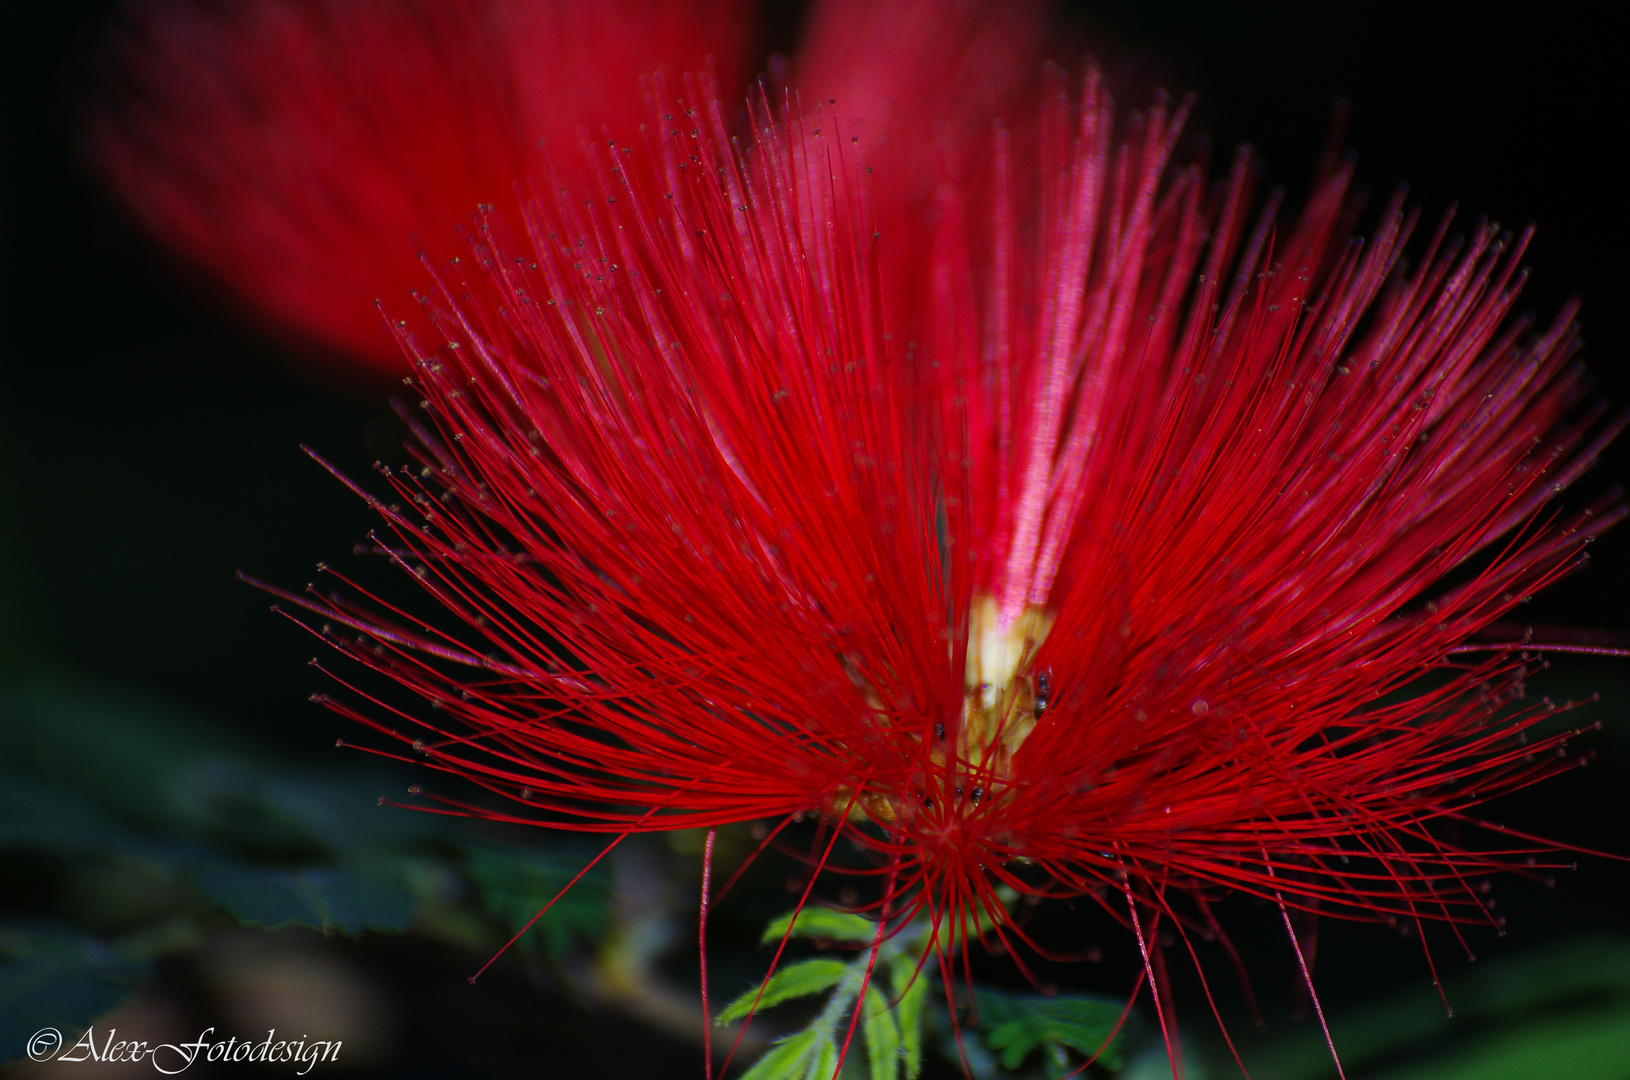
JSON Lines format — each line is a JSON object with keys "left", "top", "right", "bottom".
{"left": 85, "top": 0, "right": 1055, "bottom": 378}
{"left": 86, "top": 0, "right": 754, "bottom": 371}
{"left": 266, "top": 69, "right": 1624, "bottom": 1065}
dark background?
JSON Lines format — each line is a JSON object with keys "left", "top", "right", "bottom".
{"left": 2, "top": 0, "right": 1627, "bottom": 1075}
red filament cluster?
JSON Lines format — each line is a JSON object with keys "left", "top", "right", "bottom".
{"left": 277, "top": 75, "right": 1619, "bottom": 988}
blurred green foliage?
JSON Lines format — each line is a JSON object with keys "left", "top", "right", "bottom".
{"left": 0, "top": 675, "right": 609, "bottom": 1061}
{"left": 1225, "top": 935, "right": 1630, "bottom": 1080}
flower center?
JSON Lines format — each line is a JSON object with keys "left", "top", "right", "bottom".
{"left": 960, "top": 595, "right": 1053, "bottom": 776}
{"left": 832, "top": 595, "right": 1053, "bottom": 827}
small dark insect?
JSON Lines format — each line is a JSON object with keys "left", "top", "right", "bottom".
{"left": 1034, "top": 668, "right": 1054, "bottom": 717}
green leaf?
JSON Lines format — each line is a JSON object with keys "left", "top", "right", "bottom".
{"left": 0, "top": 681, "right": 241, "bottom": 829}
{"left": 739, "top": 1028, "right": 821, "bottom": 1080}
{"left": 864, "top": 985, "right": 901, "bottom": 1080}
{"left": 889, "top": 960, "right": 928, "bottom": 1079}
{"left": 461, "top": 846, "right": 609, "bottom": 958}
{"left": 0, "top": 934, "right": 153, "bottom": 1064}
{"left": 717, "top": 959, "right": 850, "bottom": 1025}
{"left": 1244, "top": 935, "right": 1630, "bottom": 1080}
{"left": 189, "top": 858, "right": 415, "bottom": 934}
{"left": 972, "top": 987, "right": 1129, "bottom": 1073}
{"left": 761, "top": 907, "right": 877, "bottom": 946}
{"left": 1388, "top": 1002, "right": 1630, "bottom": 1080}
{"left": 0, "top": 772, "right": 135, "bottom": 856}
{"left": 806, "top": 1035, "right": 839, "bottom": 1080}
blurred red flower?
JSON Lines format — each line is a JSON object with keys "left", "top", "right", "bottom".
{"left": 86, "top": 0, "right": 755, "bottom": 369}
{"left": 86, "top": 0, "right": 1053, "bottom": 377}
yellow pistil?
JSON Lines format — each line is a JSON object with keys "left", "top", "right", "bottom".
{"left": 959, "top": 595, "right": 1054, "bottom": 776}
{"left": 830, "top": 595, "right": 1054, "bottom": 826}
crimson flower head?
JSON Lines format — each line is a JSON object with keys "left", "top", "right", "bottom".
{"left": 276, "top": 62, "right": 1618, "bottom": 1034}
